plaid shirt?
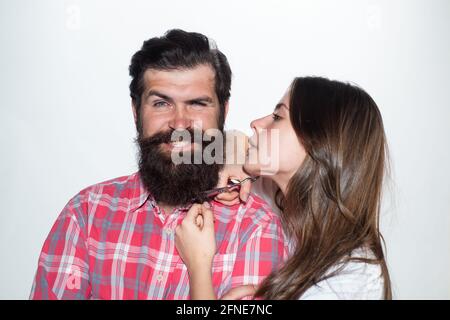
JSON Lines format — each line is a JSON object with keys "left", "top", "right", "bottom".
{"left": 30, "top": 172, "right": 288, "bottom": 299}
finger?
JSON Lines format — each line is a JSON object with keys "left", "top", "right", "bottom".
{"left": 215, "top": 190, "right": 239, "bottom": 202}
{"left": 185, "top": 204, "right": 203, "bottom": 223}
{"left": 239, "top": 180, "right": 252, "bottom": 203}
{"left": 195, "top": 214, "right": 204, "bottom": 228}
{"left": 201, "top": 202, "right": 214, "bottom": 228}
{"left": 175, "top": 225, "right": 182, "bottom": 238}
{"left": 221, "top": 285, "right": 257, "bottom": 300}
{"left": 216, "top": 198, "right": 241, "bottom": 207}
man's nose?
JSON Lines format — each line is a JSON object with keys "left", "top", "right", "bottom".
{"left": 168, "top": 107, "right": 192, "bottom": 130}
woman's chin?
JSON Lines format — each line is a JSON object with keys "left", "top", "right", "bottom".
{"left": 244, "top": 160, "right": 281, "bottom": 178}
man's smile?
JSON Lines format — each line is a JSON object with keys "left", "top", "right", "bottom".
{"left": 164, "top": 141, "right": 195, "bottom": 151}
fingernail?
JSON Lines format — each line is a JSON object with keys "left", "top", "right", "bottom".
{"left": 203, "top": 201, "right": 211, "bottom": 208}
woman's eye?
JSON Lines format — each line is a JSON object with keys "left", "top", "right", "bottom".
{"left": 272, "top": 113, "right": 281, "bottom": 121}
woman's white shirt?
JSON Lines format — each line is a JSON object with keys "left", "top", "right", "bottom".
{"left": 299, "top": 248, "right": 384, "bottom": 300}
{"left": 252, "top": 177, "right": 384, "bottom": 300}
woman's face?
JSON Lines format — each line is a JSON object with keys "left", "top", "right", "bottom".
{"left": 244, "top": 89, "right": 307, "bottom": 190}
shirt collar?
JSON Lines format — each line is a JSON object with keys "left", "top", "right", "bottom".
{"left": 128, "top": 172, "right": 152, "bottom": 212}
{"left": 128, "top": 172, "right": 195, "bottom": 213}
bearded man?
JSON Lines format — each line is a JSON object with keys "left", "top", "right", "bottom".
{"left": 30, "top": 29, "right": 287, "bottom": 300}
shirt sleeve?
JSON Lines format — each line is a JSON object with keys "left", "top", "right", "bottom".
{"left": 299, "top": 261, "right": 384, "bottom": 300}
{"left": 30, "top": 194, "right": 91, "bottom": 300}
{"left": 228, "top": 209, "right": 288, "bottom": 294}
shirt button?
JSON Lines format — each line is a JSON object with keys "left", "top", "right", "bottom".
{"left": 165, "top": 228, "right": 173, "bottom": 236}
{"left": 156, "top": 273, "right": 164, "bottom": 281}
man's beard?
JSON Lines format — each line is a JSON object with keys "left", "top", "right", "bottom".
{"left": 137, "top": 128, "right": 224, "bottom": 207}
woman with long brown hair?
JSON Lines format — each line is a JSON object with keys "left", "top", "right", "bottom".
{"left": 175, "top": 76, "right": 392, "bottom": 299}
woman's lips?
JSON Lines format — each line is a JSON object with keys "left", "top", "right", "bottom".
{"left": 246, "top": 141, "right": 258, "bottom": 158}
{"left": 248, "top": 140, "right": 258, "bottom": 149}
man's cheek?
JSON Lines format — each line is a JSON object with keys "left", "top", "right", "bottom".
{"left": 142, "top": 119, "right": 166, "bottom": 137}
{"left": 196, "top": 114, "right": 220, "bottom": 130}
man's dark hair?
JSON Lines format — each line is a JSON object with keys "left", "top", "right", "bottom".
{"left": 129, "top": 29, "right": 232, "bottom": 132}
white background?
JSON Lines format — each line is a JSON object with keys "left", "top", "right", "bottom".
{"left": 0, "top": 0, "right": 449, "bottom": 299}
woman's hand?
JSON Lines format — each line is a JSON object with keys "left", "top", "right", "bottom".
{"left": 175, "top": 202, "right": 216, "bottom": 271}
{"left": 215, "top": 165, "right": 252, "bottom": 205}
{"left": 215, "top": 130, "right": 252, "bottom": 206}
{"left": 175, "top": 202, "right": 217, "bottom": 299}
{"left": 221, "top": 285, "right": 257, "bottom": 300}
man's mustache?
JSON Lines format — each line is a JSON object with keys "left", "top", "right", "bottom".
{"left": 141, "top": 129, "right": 191, "bottom": 146}
{"left": 138, "top": 128, "right": 218, "bottom": 148}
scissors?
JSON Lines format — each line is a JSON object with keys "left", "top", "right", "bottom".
{"left": 192, "top": 176, "right": 259, "bottom": 203}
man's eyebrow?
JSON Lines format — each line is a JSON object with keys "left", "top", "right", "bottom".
{"left": 146, "top": 90, "right": 174, "bottom": 103}
{"left": 185, "top": 96, "right": 213, "bottom": 104}
{"left": 275, "top": 103, "right": 288, "bottom": 111}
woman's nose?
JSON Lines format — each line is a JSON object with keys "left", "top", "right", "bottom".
{"left": 250, "top": 115, "right": 268, "bottom": 133}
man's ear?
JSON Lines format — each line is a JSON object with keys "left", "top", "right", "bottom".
{"left": 131, "top": 101, "right": 138, "bottom": 124}
{"left": 224, "top": 101, "right": 229, "bottom": 120}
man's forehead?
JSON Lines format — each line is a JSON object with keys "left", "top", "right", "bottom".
{"left": 143, "top": 65, "right": 216, "bottom": 98}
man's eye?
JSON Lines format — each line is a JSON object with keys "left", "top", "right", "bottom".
{"left": 191, "top": 101, "right": 207, "bottom": 107}
{"left": 272, "top": 113, "right": 281, "bottom": 121}
{"left": 153, "top": 101, "right": 169, "bottom": 107}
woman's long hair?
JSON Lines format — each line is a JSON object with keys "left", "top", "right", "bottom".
{"left": 255, "top": 77, "right": 392, "bottom": 299}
